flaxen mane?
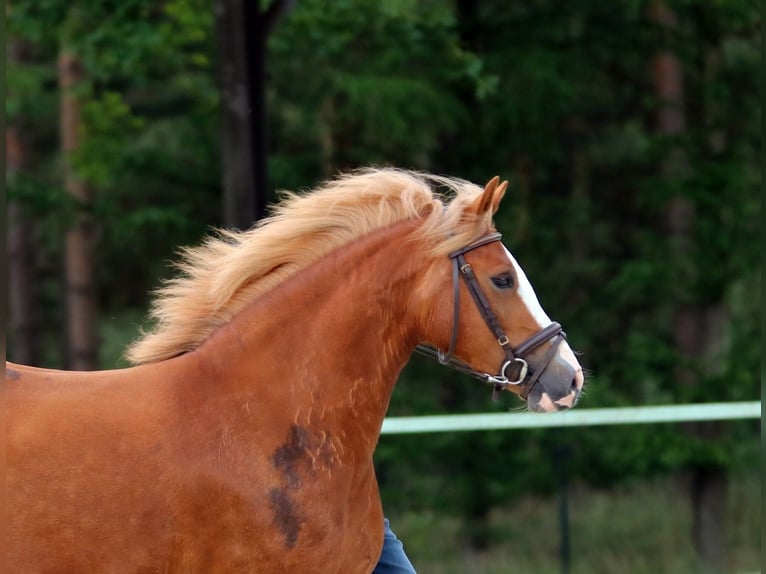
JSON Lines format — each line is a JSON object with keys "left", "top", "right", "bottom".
{"left": 126, "top": 168, "right": 494, "bottom": 364}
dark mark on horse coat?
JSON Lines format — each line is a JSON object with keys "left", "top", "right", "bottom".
{"left": 269, "top": 424, "right": 336, "bottom": 549}
{"left": 268, "top": 488, "right": 302, "bottom": 549}
{"left": 271, "top": 425, "right": 312, "bottom": 489}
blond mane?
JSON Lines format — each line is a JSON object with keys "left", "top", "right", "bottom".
{"left": 126, "top": 168, "right": 495, "bottom": 364}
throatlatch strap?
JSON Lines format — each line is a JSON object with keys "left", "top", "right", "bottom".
{"left": 438, "top": 257, "right": 461, "bottom": 365}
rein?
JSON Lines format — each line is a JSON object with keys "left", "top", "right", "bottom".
{"left": 415, "top": 233, "right": 566, "bottom": 400}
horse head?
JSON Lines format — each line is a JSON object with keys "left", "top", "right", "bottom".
{"left": 415, "top": 176, "right": 584, "bottom": 412}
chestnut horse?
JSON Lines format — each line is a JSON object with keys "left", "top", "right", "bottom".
{"left": 6, "top": 169, "right": 584, "bottom": 573}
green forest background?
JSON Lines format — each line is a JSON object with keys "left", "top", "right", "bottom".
{"left": 6, "top": 1, "right": 761, "bottom": 573}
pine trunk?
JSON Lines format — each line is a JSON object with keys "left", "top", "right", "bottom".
{"left": 59, "top": 50, "right": 98, "bottom": 370}
{"left": 215, "top": 0, "right": 258, "bottom": 229}
{"left": 215, "top": 0, "right": 293, "bottom": 228}
{"left": 650, "top": 2, "right": 726, "bottom": 571}
{"left": 7, "top": 31, "right": 40, "bottom": 365}
{"left": 7, "top": 126, "right": 40, "bottom": 365}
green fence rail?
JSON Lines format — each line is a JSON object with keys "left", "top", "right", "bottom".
{"left": 381, "top": 401, "right": 761, "bottom": 435}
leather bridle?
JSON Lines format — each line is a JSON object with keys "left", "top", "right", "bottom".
{"left": 415, "top": 232, "right": 566, "bottom": 400}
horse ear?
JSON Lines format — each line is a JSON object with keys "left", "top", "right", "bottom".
{"left": 491, "top": 179, "right": 508, "bottom": 215}
{"left": 469, "top": 176, "right": 507, "bottom": 216}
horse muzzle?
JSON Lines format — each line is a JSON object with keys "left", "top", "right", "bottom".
{"left": 524, "top": 355, "right": 583, "bottom": 413}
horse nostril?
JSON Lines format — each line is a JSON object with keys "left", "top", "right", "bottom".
{"left": 572, "top": 369, "right": 584, "bottom": 392}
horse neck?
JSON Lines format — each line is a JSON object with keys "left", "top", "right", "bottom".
{"left": 184, "top": 219, "right": 428, "bottom": 454}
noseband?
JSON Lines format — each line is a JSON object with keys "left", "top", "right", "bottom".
{"left": 415, "top": 232, "right": 566, "bottom": 400}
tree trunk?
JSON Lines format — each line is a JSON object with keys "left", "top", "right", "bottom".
{"left": 650, "top": 2, "right": 726, "bottom": 571}
{"left": 59, "top": 50, "right": 98, "bottom": 370}
{"left": 6, "top": 127, "right": 40, "bottom": 365}
{"left": 215, "top": 0, "right": 257, "bottom": 229}
{"left": 215, "top": 0, "right": 295, "bottom": 229}
{"left": 6, "top": 30, "right": 40, "bottom": 365}
{"left": 566, "top": 120, "right": 590, "bottom": 312}
{"left": 318, "top": 96, "right": 335, "bottom": 178}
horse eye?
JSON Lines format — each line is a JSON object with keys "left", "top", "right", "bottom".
{"left": 491, "top": 274, "right": 514, "bottom": 289}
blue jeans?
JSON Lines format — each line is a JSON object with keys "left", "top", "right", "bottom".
{"left": 373, "top": 518, "right": 416, "bottom": 574}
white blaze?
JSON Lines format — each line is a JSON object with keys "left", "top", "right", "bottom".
{"left": 503, "top": 245, "right": 583, "bottom": 384}
{"left": 503, "top": 246, "right": 552, "bottom": 328}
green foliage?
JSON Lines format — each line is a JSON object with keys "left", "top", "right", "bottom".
{"left": 76, "top": 91, "right": 145, "bottom": 187}
{"left": 8, "top": 0, "right": 220, "bottom": 310}
{"left": 268, "top": 0, "right": 478, "bottom": 177}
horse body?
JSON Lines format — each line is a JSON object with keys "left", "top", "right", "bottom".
{"left": 6, "top": 169, "right": 584, "bottom": 573}
{"left": 7, "top": 221, "right": 432, "bottom": 573}
{"left": 8, "top": 361, "right": 185, "bottom": 571}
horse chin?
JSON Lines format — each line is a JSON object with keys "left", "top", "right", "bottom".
{"left": 525, "top": 380, "right": 580, "bottom": 413}
{"left": 527, "top": 391, "right": 558, "bottom": 413}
